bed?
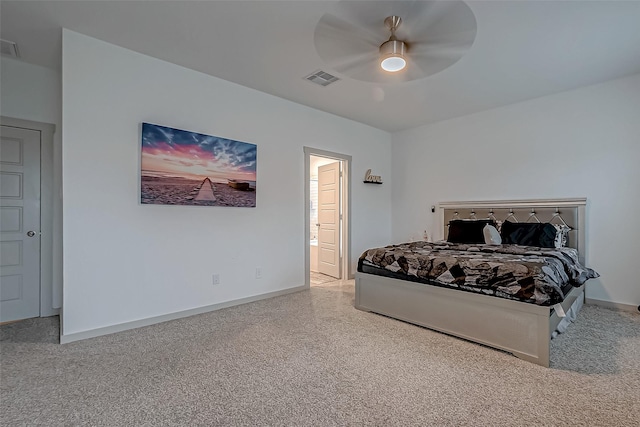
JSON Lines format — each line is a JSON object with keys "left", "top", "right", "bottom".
{"left": 355, "top": 198, "right": 598, "bottom": 367}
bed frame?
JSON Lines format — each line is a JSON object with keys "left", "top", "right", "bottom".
{"left": 355, "top": 198, "right": 588, "bottom": 367}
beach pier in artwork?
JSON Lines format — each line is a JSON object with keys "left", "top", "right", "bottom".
{"left": 195, "top": 178, "right": 216, "bottom": 201}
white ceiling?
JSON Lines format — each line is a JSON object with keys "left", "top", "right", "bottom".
{"left": 2, "top": 0, "right": 640, "bottom": 132}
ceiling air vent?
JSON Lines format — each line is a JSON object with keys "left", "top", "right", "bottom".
{"left": 0, "top": 39, "right": 20, "bottom": 58}
{"left": 305, "top": 70, "right": 340, "bottom": 87}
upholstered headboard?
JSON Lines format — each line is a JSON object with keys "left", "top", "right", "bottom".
{"left": 439, "top": 198, "right": 587, "bottom": 264}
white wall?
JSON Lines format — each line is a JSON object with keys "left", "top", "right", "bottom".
{"left": 62, "top": 30, "right": 392, "bottom": 337}
{"left": 0, "top": 56, "right": 63, "bottom": 313}
{"left": 391, "top": 73, "right": 640, "bottom": 307}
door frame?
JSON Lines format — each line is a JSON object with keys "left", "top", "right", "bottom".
{"left": 304, "top": 147, "right": 352, "bottom": 287}
{"left": 1, "top": 116, "right": 57, "bottom": 317}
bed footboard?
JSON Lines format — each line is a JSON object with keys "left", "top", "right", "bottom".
{"left": 355, "top": 272, "right": 585, "bottom": 367}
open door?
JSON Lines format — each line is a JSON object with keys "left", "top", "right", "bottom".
{"left": 317, "top": 162, "right": 340, "bottom": 279}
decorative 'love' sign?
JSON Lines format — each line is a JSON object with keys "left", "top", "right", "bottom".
{"left": 363, "top": 169, "right": 383, "bottom": 184}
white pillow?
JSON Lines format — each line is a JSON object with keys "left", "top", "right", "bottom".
{"left": 552, "top": 224, "right": 571, "bottom": 248}
{"left": 483, "top": 224, "right": 502, "bottom": 245}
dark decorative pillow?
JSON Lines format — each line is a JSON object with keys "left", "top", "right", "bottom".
{"left": 500, "top": 221, "right": 557, "bottom": 248}
{"left": 447, "top": 220, "right": 496, "bottom": 244}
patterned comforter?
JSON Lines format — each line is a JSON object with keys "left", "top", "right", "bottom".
{"left": 358, "top": 241, "right": 599, "bottom": 306}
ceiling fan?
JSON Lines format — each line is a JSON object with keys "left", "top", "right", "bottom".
{"left": 313, "top": 0, "right": 477, "bottom": 83}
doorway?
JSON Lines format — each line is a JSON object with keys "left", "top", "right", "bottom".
{"left": 304, "top": 148, "right": 351, "bottom": 287}
{"left": 0, "top": 117, "right": 56, "bottom": 323}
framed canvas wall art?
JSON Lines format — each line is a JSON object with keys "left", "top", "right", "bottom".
{"left": 141, "top": 123, "right": 257, "bottom": 207}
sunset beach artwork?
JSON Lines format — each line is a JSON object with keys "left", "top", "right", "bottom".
{"left": 141, "top": 123, "right": 257, "bottom": 207}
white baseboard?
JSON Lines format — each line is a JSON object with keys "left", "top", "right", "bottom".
{"left": 585, "top": 298, "right": 640, "bottom": 314}
{"left": 60, "top": 285, "right": 307, "bottom": 344}
{"left": 41, "top": 307, "right": 60, "bottom": 318}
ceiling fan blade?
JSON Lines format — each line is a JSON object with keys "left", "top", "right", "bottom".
{"left": 401, "top": 0, "right": 461, "bottom": 38}
{"left": 409, "top": 28, "right": 477, "bottom": 50}
{"left": 314, "top": 13, "right": 382, "bottom": 78}
{"left": 407, "top": 51, "right": 464, "bottom": 78}
{"left": 409, "top": 36, "right": 475, "bottom": 59}
{"left": 327, "top": 1, "right": 415, "bottom": 37}
{"left": 314, "top": 12, "right": 381, "bottom": 51}
{"left": 404, "top": 1, "right": 477, "bottom": 46}
{"left": 330, "top": 52, "right": 379, "bottom": 74}
{"left": 406, "top": 28, "right": 476, "bottom": 76}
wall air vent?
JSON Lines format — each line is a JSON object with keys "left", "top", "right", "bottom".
{"left": 0, "top": 39, "right": 20, "bottom": 58}
{"left": 305, "top": 70, "right": 340, "bottom": 87}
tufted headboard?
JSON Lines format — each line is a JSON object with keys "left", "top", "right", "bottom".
{"left": 438, "top": 198, "right": 587, "bottom": 264}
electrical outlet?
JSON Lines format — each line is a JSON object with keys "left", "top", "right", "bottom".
{"left": 255, "top": 267, "right": 262, "bottom": 279}
{"left": 212, "top": 274, "right": 220, "bottom": 285}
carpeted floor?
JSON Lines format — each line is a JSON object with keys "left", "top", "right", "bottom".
{"left": 1, "top": 280, "right": 639, "bottom": 426}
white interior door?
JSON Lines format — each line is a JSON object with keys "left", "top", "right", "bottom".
{"left": 317, "top": 162, "right": 340, "bottom": 279}
{"left": 0, "top": 125, "right": 41, "bottom": 322}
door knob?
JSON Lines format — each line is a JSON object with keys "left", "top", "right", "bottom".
{"left": 27, "top": 231, "right": 36, "bottom": 237}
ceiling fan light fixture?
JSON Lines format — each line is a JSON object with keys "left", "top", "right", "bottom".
{"left": 379, "top": 39, "right": 407, "bottom": 72}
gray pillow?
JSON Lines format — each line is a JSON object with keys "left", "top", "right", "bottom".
{"left": 483, "top": 224, "right": 502, "bottom": 245}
